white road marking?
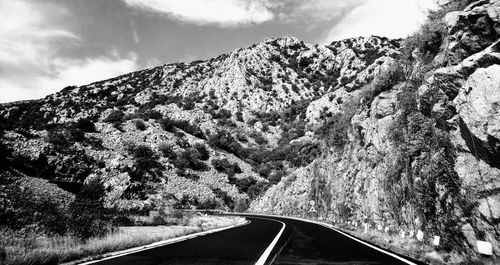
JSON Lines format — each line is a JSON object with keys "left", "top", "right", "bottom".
{"left": 330, "top": 227, "right": 418, "bottom": 265}
{"left": 244, "top": 213, "right": 418, "bottom": 265}
{"left": 254, "top": 218, "right": 286, "bottom": 265}
{"left": 69, "top": 221, "right": 250, "bottom": 265}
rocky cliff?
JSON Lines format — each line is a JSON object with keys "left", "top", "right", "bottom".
{"left": 251, "top": 0, "right": 500, "bottom": 258}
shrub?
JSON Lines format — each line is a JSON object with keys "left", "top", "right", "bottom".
{"left": 68, "top": 127, "right": 85, "bottom": 142}
{"left": 250, "top": 131, "right": 268, "bottom": 145}
{"left": 177, "top": 170, "right": 200, "bottom": 181}
{"left": 113, "top": 121, "right": 124, "bottom": 131}
{"left": 131, "top": 145, "right": 161, "bottom": 170}
{"left": 76, "top": 118, "right": 96, "bottom": 132}
{"left": 68, "top": 178, "right": 116, "bottom": 239}
{"left": 211, "top": 158, "right": 242, "bottom": 177}
{"left": 212, "top": 188, "right": 234, "bottom": 209}
{"left": 138, "top": 109, "right": 163, "bottom": 120}
{"left": 134, "top": 119, "right": 147, "bottom": 131}
{"left": 152, "top": 215, "right": 167, "bottom": 225}
{"left": 207, "top": 131, "right": 247, "bottom": 158}
{"left": 104, "top": 110, "right": 124, "bottom": 123}
{"left": 174, "top": 149, "right": 209, "bottom": 171}
{"left": 159, "top": 117, "right": 175, "bottom": 132}
{"left": 1, "top": 177, "right": 73, "bottom": 235}
{"left": 46, "top": 128, "right": 70, "bottom": 147}
{"left": 194, "top": 143, "right": 210, "bottom": 160}
{"left": 235, "top": 111, "right": 244, "bottom": 122}
{"left": 247, "top": 181, "right": 271, "bottom": 200}
{"left": 158, "top": 142, "right": 177, "bottom": 160}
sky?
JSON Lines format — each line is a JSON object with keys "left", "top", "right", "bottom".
{"left": 0, "top": 0, "right": 437, "bottom": 103}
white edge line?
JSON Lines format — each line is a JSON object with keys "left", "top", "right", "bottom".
{"left": 329, "top": 226, "right": 418, "bottom": 265}
{"left": 69, "top": 220, "right": 250, "bottom": 265}
{"left": 254, "top": 218, "right": 286, "bottom": 265}
{"left": 244, "top": 213, "right": 417, "bottom": 265}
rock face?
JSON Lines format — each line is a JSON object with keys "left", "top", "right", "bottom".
{"left": 251, "top": 0, "right": 500, "bottom": 257}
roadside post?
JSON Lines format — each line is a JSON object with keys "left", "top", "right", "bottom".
{"left": 477, "top": 241, "right": 493, "bottom": 256}
{"left": 416, "top": 230, "right": 424, "bottom": 241}
{"left": 432, "top": 236, "right": 440, "bottom": 246}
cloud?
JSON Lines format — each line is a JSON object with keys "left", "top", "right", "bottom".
{"left": 325, "top": 0, "right": 438, "bottom": 42}
{"left": 121, "top": 0, "right": 365, "bottom": 27}
{"left": 122, "top": 0, "right": 274, "bottom": 27}
{"left": 0, "top": 54, "right": 138, "bottom": 103}
{"left": 272, "top": 0, "right": 366, "bottom": 23}
{"left": 0, "top": 0, "right": 140, "bottom": 103}
{"left": 130, "top": 20, "right": 140, "bottom": 43}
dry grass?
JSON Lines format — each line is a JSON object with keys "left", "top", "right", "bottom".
{"left": 1, "top": 215, "right": 245, "bottom": 265}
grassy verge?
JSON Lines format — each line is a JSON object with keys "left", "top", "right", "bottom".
{"left": 1, "top": 215, "right": 245, "bottom": 265}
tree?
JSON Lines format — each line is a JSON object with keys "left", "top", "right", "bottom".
{"left": 68, "top": 178, "right": 116, "bottom": 239}
{"left": 76, "top": 118, "right": 96, "bottom": 132}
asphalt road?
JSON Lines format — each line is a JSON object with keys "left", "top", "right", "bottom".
{"left": 92, "top": 217, "right": 282, "bottom": 265}
{"left": 91, "top": 215, "right": 426, "bottom": 265}
{"left": 262, "top": 216, "right": 425, "bottom": 265}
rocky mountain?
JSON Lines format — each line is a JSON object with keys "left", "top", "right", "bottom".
{"left": 0, "top": 33, "right": 400, "bottom": 211}
{"left": 0, "top": 0, "right": 499, "bottom": 259}
{"left": 251, "top": 0, "right": 500, "bottom": 257}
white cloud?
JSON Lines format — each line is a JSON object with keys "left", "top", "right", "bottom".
{"left": 0, "top": 0, "right": 140, "bottom": 103}
{"left": 130, "top": 20, "right": 140, "bottom": 43}
{"left": 122, "top": 0, "right": 274, "bottom": 27}
{"left": 272, "top": 0, "right": 366, "bottom": 22}
{"left": 325, "top": 0, "right": 438, "bottom": 42}
{"left": 0, "top": 54, "right": 139, "bottom": 103}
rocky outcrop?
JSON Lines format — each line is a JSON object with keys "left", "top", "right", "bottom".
{"left": 251, "top": 0, "right": 500, "bottom": 259}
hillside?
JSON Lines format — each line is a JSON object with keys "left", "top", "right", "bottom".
{"left": 251, "top": 0, "right": 500, "bottom": 259}
{"left": 1, "top": 0, "right": 499, "bottom": 261}
{"left": 0, "top": 34, "right": 400, "bottom": 211}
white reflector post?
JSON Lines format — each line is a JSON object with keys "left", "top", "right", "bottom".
{"left": 433, "top": 236, "right": 440, "bottom": 246}
{"left": 477, "top": 241, "right": 493, "bottom": 255}
{"left": 364, "top": 223, "right": 368, "bottom": 234}
{"left": 416, "top": 230, "right": 424, "bottom": 241}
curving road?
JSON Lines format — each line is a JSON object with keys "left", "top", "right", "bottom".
{"left": 88, "top": 214, "right": 427, "bottom": 265}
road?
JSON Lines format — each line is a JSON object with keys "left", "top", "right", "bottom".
{"left": 89, "top": 215, "right": 426, "bottom": 265}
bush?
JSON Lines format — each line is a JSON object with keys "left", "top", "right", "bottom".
{"left": 194, "top": 143, "right": 210, "bottom": 160}
{"left": 134, "top": 119, "right": 147, "bottom": 131}
{"left": 131, "top": 145, "right": 161, "bottom": 170}
{"left": 159, "top": 117, "right": 175, "bottom": 132}
{"left": 177, "top": 170, "right": 200, "bottom": 181}
{"left": 152, "top": 215, "right": 167, "bottom": 225}
{"left": 1, "top": 177, "right": 73, "bottom": 235}
{"left": 211, "top": 158, "right": 242, "bottom": 177}
{"left": 174, "top": 149, "right": 209, "bottom": 171}
{"left": 104, "top": 110, "right": 124, "bottom": 123}
{"left": 76, "top": 118, "right": 96, "bottom": 132}
{"left": 68, "top": 127, "right": 85, "bottom": 142}
{"left": 158, "top": 142, "right": 177, "bottom": 160}
{"left": 68, "top": 178, "right": 116, "bottom": 239}
{"left": 212, "top": 188, "right": 234, "bottom": 209}
{"left": 207, "top": 131, "right": 247, "bottom": 158}
{"left": 46, "top": 128, "right": 72, "bottom": 148}
{"left": 138, "top": 109, "right": 162, "bottom": 120}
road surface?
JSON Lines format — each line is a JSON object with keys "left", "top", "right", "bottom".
{"left": 89, "top": 215, "right": 426, "bottom": 265}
